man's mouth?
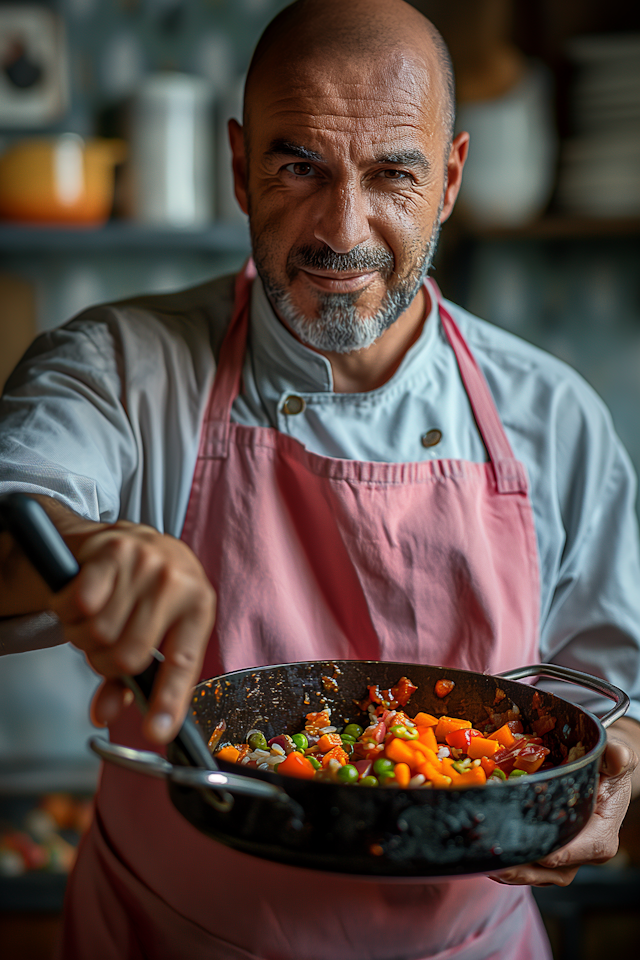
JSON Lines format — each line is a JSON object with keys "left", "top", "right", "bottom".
{"left": 297, "top": 267, "right": 378, "bottom": 293}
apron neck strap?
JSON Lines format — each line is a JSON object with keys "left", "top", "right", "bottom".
{"left": 206, "top": 258, "right": 256, "bottom": 423}
{"left": 427, "top": 278, "right": 526, "bottom": 493}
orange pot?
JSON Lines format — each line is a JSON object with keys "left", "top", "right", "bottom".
{"left": 0, "top": 135, "right": 127, "bottom": 225}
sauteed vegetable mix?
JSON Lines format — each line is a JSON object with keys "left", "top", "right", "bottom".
{"left": 210, "top": 677, "right": 585, "bottom": 789}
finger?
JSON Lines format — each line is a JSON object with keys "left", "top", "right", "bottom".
{"left": 600, "top": 738, "right": 636, "bottom": 781}
{"left": 90, "top": 678, "right": 135, "bottom": 727}
{"left": 51, "top": 557, "right": 119, "bottom": 625}
{"left": 84, "top": 583, "right": 179, "bottom": 679}
{"left": 488, "top": 862, "right": 580, "bottom": 887}
{"left": 141, "top": 604, "right": 214, "bottom": 744}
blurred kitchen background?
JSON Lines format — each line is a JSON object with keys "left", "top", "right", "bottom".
{"left": 0, "top": 1, "right": 639, "bottom": 957}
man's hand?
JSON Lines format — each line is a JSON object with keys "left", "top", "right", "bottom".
{"left": 489, "top": 726, "right": 638, "bottom": 887}
{"left": 2, "top": 497, "right": 216, "bottom": 745}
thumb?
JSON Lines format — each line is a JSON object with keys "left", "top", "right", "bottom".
{"left": 601, "top": 738, "right": 637, "bottom": 781}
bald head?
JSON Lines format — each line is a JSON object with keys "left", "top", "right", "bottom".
{"left": 244, "top": 0, "right": 455, "bottom": 147}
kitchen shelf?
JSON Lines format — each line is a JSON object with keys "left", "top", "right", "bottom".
{"left": 0, "top": 759, "right": 100, "bottom": 796}
{"left": 0, "top": 221, "right": 251, "bottom": 254}
{"left": 464, "top": 215, "right": 640, "bottom": 241}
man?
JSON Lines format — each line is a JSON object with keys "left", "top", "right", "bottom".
{"left": 1, "top": 1, "right": 639, "bottom": 957}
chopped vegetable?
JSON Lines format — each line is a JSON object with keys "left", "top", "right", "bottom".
{"left": 276, "top": 752, "right": 316, "bottom": 779}
{"left": 214, "top": 676, "right": 561, "bottom": 790}
{"left": 435, "top": 678, "right": 455, "bottom": 698}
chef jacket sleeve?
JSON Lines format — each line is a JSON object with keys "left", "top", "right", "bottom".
{"left": 537, "top": 373, "right": 640, "bottom": 724}
{"left": 0, "top": 316, "right": 135, "bottom": 522}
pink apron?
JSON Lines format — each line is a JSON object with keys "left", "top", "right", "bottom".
{"left": 57, "top": 265, "right": 551, "bottom": 960}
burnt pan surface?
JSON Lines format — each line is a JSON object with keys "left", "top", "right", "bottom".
{"left": 167, "top": 661, "right": 605, "bottom": 877}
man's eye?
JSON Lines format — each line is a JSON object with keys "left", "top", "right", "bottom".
{"left": 380, "top": 169, "right": 410, "bottom": 181}
{"left": 285, "top": 162, "right": 315, "bottom": 177}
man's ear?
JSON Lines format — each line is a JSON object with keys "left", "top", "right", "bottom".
{"left": 228, "top": 118, "right": 249, "bottom": 215}
{"left": 440, "top": 131, "right": 470, "bottom": 223}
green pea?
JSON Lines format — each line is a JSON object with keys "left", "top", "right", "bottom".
{"left": 291, "top": 733, "right": 308, "bottom": 752}
{"left": 344, "top": 724, "right": 364, "bottom": 739}
{"left": 508, "top": 769, "right": 528, "bottom": 779}
{"left": 337, "top": 764, "right": 359, "bottom": 784}
{"left": 377, "top": 770, "right": 396, "bottom": 785}
{"left": 373, "top": 758, "right": 396, "bottom": 776}
{"left": 340, "top": 734, "right": 356, "bottom": 743}
{"left": 359, "top": 776, "right": 379, "bottom": 787}
{"left": 247, "top": 731, "right": 268, "bottom": 752}
{"left": 307, "top": 757, "right": 321, "bottom": 770}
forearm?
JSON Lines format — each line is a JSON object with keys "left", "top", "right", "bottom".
{"left": 609, "top": 715, "right": 640, "bottom": 798}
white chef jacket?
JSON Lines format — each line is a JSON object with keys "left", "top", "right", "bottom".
{"left": 1, "top": 272, "right": 639, "bottom": 720}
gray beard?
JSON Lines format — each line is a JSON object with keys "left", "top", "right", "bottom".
{"left": 259, "top": 224, "right": 441, "bottom": 354}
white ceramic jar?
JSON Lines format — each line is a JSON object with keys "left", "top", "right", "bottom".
{"left": 456, "top": 63, "right": 558, "bottom": 229}
{"left": 127, "top": 72, "right": 215, "bottom": 227}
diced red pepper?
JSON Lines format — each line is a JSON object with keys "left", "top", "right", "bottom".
{"left": 367, "top": 677, "right": 417, "bottom": 709}
{"left": 276, "top": 752, "right": 317, "bottom": 779}
{"left": 435, "top": 678, "right": 455, "bottom": 698}
{"left": 492, "top": 736, "right": 549, "bottom": 775}
{"left": 445, "top": 728, "right": 482, "bottom": 750}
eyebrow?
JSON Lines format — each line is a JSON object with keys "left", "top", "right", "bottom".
{"left": 373, "top": 150, "right": 431, "bottom": 175}
{"left": 266, "top": 139, "right": 325, "bottom": 162}
{"left": 265, "top": 140, "right": 431, "bottom": 175}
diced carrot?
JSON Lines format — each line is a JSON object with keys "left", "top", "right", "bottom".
{"left": 304, "top": 710, "right": 331, "bottom": 735}
{"left": 216, "top": 745, "right": 240, "bottom": 763}
{"left": 487, "top": 723, "right": 516, "bottom": 748}
{"left": 413, "top": 712, "right": 438, "bottom": 728}
{"left": 512, "top": 754, "right": 545, "bottom": 774}
{"left": 440, "top": 757, "right": 460, "bottom": 779}
{"left": 276, "top": 752, "right": 317, "bottom": 779}
{"left": 434, "top": 716, "right": 472, "bottom": 742}
{"left": 316, "top": 733, "right": 343, "bottom": 753}
{"left": 394, "top": 762, "right": 411, "bottom": 788}
{"left": 385, "top": 738, "right": 417, "bottom": 766}
{"left": 321, "top": 745, "right": 348, "bottom": 768}
{"left": 416, "top": 726, "right": 438, "bottom": 752}
{"left": 467, "top": 737, "right": 500, "bottom": 760}
{"left": 451, "top": 765, "right": 487, "bottom": 789}
{"left": 419, "top": 761, "right": 451, "bottom": 787}
{"left": 480, "top": 756, "right": 496, "bottom": 776}
{"left": 411, "top": 742, "right": 440, "bottom": 765}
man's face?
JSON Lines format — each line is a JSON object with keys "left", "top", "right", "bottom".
{"left": 234, "top": 55, "right": 451, "bottom": 353}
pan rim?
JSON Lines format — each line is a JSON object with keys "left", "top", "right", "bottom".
{"left": 191, "top": 658, "right": 608, "bottom": 791}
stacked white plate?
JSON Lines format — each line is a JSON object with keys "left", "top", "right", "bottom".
{"left": 556, "top": 33, "right": 640, "bottom": 217}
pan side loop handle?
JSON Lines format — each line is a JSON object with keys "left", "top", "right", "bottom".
{"left": 89, "top": 737, "right": 295, "bottom": 812}
{"left": 496, "top": 663, "right": 629, "bottom": 728}
{"left": 90, "top": 737, "right": 234, "bottom": 812}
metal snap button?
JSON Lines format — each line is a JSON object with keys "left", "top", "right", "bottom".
{"left": 282, "top": 394, "right": 306, "bottom": 415}
{"left": 421, "top": 429, "right": 442, "bottom": 448}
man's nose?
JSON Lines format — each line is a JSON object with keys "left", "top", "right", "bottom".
{"left": 312, "top": 182, "right": 370, "bottom": 254}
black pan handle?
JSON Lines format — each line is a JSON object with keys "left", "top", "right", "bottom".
{"left": 497, "top": 662, "right": 629, "bottom": 728}
{"left": 0, "top": 492, "right": 222, "bottom": 776}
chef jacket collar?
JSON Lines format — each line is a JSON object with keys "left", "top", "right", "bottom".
{"left": 249, "top": 276, "right": 439, "bottom": 397}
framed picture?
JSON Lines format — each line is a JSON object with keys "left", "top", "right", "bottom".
{"left": 0, "top": 4, "right": 69, "bottom": 127}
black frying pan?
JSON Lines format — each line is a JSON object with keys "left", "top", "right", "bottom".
{"left": 0, "top": 492, "right": 629, "bottom": 878}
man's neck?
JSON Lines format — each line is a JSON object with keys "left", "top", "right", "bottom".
{"left": 285, "top": 286, "right": 429, "bottom": 394}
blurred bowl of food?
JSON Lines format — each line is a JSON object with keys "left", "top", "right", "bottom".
{"left": 0, "top": 134, "right": 126, "bottom": 225}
